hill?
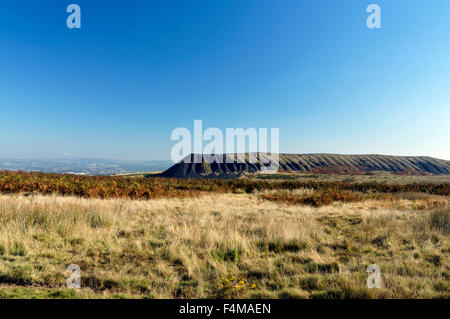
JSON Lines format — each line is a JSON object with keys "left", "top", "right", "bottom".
{"left": 161, "top": 153, "right": 450, "bottom": 178}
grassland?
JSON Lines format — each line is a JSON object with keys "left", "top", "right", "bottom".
{"left": 0, "top": 171, "right": 448, "bottom": 299}
{"left": 253, "top": 172, "right": 450, "bottom": 185}
{"left": 1, "top": 171, "right": 449, "bottom": 200}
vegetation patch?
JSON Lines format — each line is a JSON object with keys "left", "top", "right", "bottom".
{"left": 257, "top": 239, "right": 308, "bottom": 253}
{"left": 0, "top": 171, "right": 449, "bottom": 201}
{"left": 0, "top": 179, "right": 448, "bottom": 299}
{"left": 260, "top": 190, "right": 365, "bottom": 207}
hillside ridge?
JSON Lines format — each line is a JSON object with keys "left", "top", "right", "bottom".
{"left": 161, "top": 153, "right": 450, "bottom": 178}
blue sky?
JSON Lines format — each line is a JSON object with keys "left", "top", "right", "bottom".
{"left": 0, "top": 0, "right": 449, "bottom": 160}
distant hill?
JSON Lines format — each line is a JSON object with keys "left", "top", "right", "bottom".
{"left": 161, "top": 153, "right": 450, "bottom": 178}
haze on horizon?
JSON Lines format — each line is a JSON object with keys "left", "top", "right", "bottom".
{"left": 1, "top": 1, "right": 449, "bottom": 161}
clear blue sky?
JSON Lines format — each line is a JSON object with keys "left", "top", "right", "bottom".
{"left": 1, "top": 0, "right": 449, "bottom": 160}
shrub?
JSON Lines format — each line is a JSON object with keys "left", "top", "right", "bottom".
{"left": 305, "top": 262, "right": 339, "bottom": 273}
{"left": 429, "top": 208, "right": 450, "bottom": 234}
{"left": 260, "top": 239, "right": 307, "bottom": 253}
{"left": 0, "top": 267, "right": 33, "bottom": 286}
{"left": 9, "top": 242, "right": 26, "bottom": 256}
{"left": 298, "top": 276, "right": 320, "bottom": 291}
{"left": 213, "top": 276, "right": 256, "bottom": 298}
{"left": 310, "top": 289, "right": 344, "bottom": 299}
{"left": 216, "top": 247, "right": 239, "bottom": 262}
{"left": 260, "top": 190, "right": 363, "bottom": 207}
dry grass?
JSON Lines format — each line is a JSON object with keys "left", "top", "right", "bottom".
{"left": 260, "top": 190, "right": 365, "bottom": 207}
{"left": 0, "top": 191, "right": 448, "bottom": 299}
{"left": 254, "top": 172, "right": 450, "bottom": 184}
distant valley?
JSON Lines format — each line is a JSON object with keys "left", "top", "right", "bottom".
{"left": 2, "top": 154, "right": 450, "bottom": 178}
{"left": 0, "top": 158, "right": 173, "bottom": 175}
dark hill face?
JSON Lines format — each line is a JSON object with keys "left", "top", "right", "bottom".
{"left": 161, "top": 153, "right": 450, "bottom": 178}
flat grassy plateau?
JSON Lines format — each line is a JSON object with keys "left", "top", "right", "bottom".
{"left": 0, "top": 171, "right": 448, "bottom": 299}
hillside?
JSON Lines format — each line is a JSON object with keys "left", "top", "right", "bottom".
{"left": 161, "top": 153, "right": 450, "bottom": 178}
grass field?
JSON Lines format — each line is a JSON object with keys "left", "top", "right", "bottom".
{"left": 252, "top": 172, "right": 450, "bottom": 185}
{"left": 1, "top": 171, "right": 449, "bottom": 200}
{"left": 0, "top": 172, "right": 448, "bottom": 299}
